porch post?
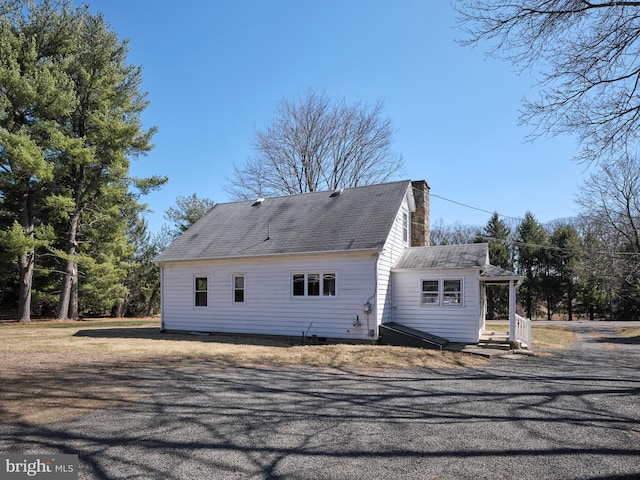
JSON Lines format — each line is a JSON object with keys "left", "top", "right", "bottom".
{"left": 508, "top": 279, "right": 516, "bottom": 343}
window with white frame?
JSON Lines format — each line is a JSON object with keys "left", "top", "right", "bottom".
{"left": 233, "top": 274, "right": 245, "bottom": 303}
{"left": 402, "top": 212, "right": 409, "bottom": 244}
{"left": 292, "top": 273, "right": 336, "bottom": 297}
{"left": 322, "top": 273, "right": 336, "bottom": 296}
{"left": 443, "top": 279, "right": 462, "bottom": 305}
{"left": 421, "top": 278, "right": 463, "bottom": 306}
{"left": 421, "top": 280, "right": 439, "bottom": 305}
{"left": 194, "top": 277, "right": 208, "bottom": 307}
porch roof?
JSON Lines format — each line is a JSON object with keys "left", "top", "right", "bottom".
{"left": 480, "top": 264, "right": 523, "bottom": 283}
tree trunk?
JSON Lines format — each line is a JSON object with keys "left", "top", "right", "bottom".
{"left": 17, "top": 249, "right": 34, "bottom": 323}
{"left": 567, "top": 282, "right": 574, "bottom": 321}
{"left": 17, "top": 192, "right": 35, "bottom": 323}
{"left": 58, "top": 209, "right": 81, "bottom": 320}
{"left": 113, "top": 296, "right": 126, "bottom": 318}
{"left": 146, "top": 288, "right": 159, "bottom": 317}
{"left": 70, "top": 263, "right": 79, "bottom": 319}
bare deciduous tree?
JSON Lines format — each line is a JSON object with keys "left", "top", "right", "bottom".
{"left": 456, "top": 1, "right": 640, "bottom": 164}
{"left": 578, "top": 156, "right": 640, "bottom": 253}
{"left": 577, "top": 156, "right": 640, "bottom": 317}
{"left": 430, "top": 219, "right": 479, "bottom": 246}
{"left": 226, "top": 89, "right": 404, "bottom": 199}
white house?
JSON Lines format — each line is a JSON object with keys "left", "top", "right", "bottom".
{"left": 155, "top": 180, "right": 525, "bottom": 345}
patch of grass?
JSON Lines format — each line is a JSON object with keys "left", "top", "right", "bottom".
{"left": 0, "top": 318, "right": 486, "bottom": 369}
{"left": 2, "top": 317, "right": 159, "bottom": 328}
{"left": 532, "top": 325, "right": 576, "bottom": 350}
{"left": 485, "top": 320, "right": 576, "bottom": 351}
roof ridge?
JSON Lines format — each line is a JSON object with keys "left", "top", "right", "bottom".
{"left": 220, "top": 179, "right": 412, "bottom": 205}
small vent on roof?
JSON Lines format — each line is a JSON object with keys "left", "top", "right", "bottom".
{"left": 330, "top": 188, "right": 344, "bottom": 197}
{"left": 252, "top": 198, "right": 265, "bottom": 206}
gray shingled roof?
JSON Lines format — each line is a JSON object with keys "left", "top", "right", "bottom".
{"left": 480, "top": 264, "right": 522, "bottom": 281}
{"left": 156, "top": 180, "right": 412, "bottom": 262}
{"left": 394, "top": 244, "right": 489, "bottom": 269}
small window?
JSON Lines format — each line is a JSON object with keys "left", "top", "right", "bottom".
{"left": 293, "top": 274, "right": 305, "bottom": 296}
{"left": 443, "top": 279, "right": 462, "bottom": 305}
{"left": 323, "top": 273, "right": 336, "bottom": 296}
{"left": 308, "top": 273, "right": 320, "bottom": 296}
{"left": 402, "top": 212, "right": 408, "bottom": 243}
{"left": 233, "top": 275, "right": 245, "bottom": 303}
{"left": 195, "top": 277, "right": 208, "bottom": 307}
{"left": 421, "top": 280, "right": 439, "bottom": 305}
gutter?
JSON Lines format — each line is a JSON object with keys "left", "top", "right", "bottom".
{"left": 155, "top": 247, "right": 384, "bottom": 266}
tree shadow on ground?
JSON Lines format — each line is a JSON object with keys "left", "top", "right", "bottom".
{"left": 1, "top": 355, "right": 639, "bottom": 479}
{"left": 73, "top": 327, "right": 298, "bottom": 347}
{"left": 590, "top": 335, "right": 640, "bottom": 345}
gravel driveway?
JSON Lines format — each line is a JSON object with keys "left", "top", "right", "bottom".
{"left": 2, "top": 323, "right": 639, "bottom": 480}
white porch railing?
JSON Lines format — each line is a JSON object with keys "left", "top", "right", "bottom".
{"left": 514, "top": 314, "right": 532, "bottom": 350}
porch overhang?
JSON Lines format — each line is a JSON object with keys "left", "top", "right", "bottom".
{"left": 479, "top": 265, "right": 525, "bottom": 345}
{"left": 479, "top": 265, "right": 523, "bottom": 284}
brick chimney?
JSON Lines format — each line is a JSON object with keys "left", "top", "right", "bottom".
{"left": 411, "top": 180, "right": 430, "bottom": 247}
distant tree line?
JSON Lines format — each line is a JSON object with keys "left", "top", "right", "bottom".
{"left": 0, "top": 0, "right": 166, "bottom": 322}
{"left": 434, "top": 159, "right": 640, "bottom": 321}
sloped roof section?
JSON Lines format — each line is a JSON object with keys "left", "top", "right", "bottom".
{"left": 394, "top": 244, "right": 489, "bottom": 270}
{"left": 480, "top": 264, "right": 522, "bottom": 282}
{"left": 156, "top": 180, "right": 412, "bottom": 262}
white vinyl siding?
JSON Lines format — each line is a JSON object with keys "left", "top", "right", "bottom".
{"left": 376, "top": 187, "right": 414, "bottom": 329}
{"left": 160, "top": 252, "right": 376, "bottom": 340}
{"left": 392, "top": 268, "right": 480, "bottom": 343}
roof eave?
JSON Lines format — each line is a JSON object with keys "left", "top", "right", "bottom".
{"left": 480, "top": 276, "right": 523, "bottom": 283}
{"left": 155, "top": 247, "right": 383, "bottom": 265}
{"left": 391, "top": 266, "right": 482, "bottom": 272}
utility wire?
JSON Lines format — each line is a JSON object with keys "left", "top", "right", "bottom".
{"left": 410, "top": 185, "right": 640, "bottom": 257}
{"left": 424, "top": 189, "right": 523, "bottom": 221}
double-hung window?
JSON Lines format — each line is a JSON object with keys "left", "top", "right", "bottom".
{"left": 421, "top": 278, "right": 462, "bottom": 306}
{"left": 195, "top": 277, "right": 208, "bottom": 307}
{"left": 443, "top": 279, "right": 462, "bottom": 305}
{"left": 421, "top": 280, "right": 439, "bottom": 305}
{"left": 233, "top": 275, "right": 245, "bottom": 303}
{"left": 292, "top": 273, "right": 336, "bottom": 297}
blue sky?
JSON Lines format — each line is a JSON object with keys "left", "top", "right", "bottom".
{"left": 87, "top": 0, "right": 585, "bottom": 234}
